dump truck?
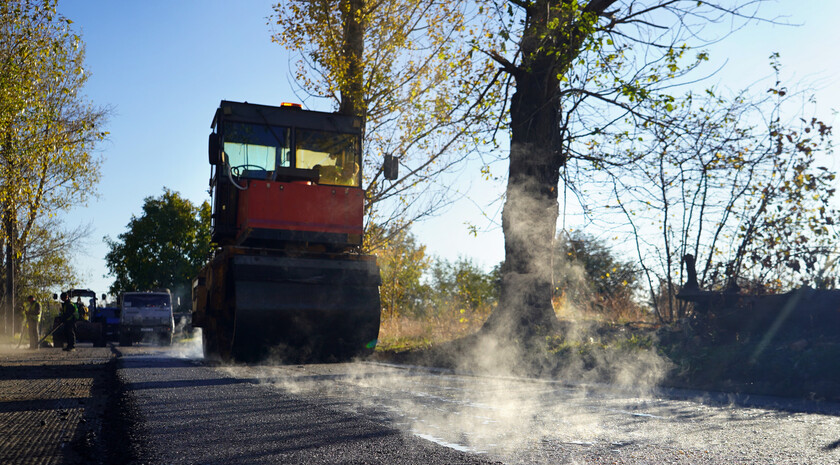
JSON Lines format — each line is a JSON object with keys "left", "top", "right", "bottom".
{"left": 192, "top": 101, "right": 391, "bottom": 362}
{"left": 119, "top": 290, "right": 175, "bottom": 346}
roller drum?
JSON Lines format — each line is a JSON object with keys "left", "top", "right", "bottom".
{"left": 224, "top": 253, "right": 381, "bottom": 362}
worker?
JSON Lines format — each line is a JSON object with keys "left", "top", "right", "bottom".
{"left": 60, "top": 292, "right": 79, "bottom": 351}
{"left": 330, "top": 150, "right": 358, "bottom": 186}
{"left": 76, "top": 296, "right": 89, "bottom": 321}
{"left": 338, "top": 155, "right": 359, "bottom": 186}
{"left": 24, "top": 295, "right": 41, "bottom": 349}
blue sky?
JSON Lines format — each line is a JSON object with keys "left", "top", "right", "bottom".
{"left": 55, "top": 1, "right": 839, "bottom": 296}
{"left": 58, "top": 1, "right": 297, "bottom": 294}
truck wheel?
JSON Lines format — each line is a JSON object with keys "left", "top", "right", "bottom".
{"left": 160, "top": 332, "right": 172, "bottom": 346}
{"left": 119, "top": 332, "right": 132, "bottom": 347}
{"left": 203, "top": 315, "right": 234, "bottom": 362}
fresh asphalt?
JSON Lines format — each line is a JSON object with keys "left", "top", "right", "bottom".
{"left": 10, "top": 340, "right": 836, "bottom": 464}
{"left": 115, "top": 347, "right": 499, "bottom": 464}
{"left": 114, "top": 341, "right": 840, "bottom": 465}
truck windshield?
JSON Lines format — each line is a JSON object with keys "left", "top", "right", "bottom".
{"left": 296, "top": 129, "right": 360, "bottom": 187}
{"left": 124, "top": 295, "right": 171, "bottom": 308}
{"left": 224, "top": 122, "right": 291, "bottom": 177}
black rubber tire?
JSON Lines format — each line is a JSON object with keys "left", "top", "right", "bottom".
{"left": 211, "top": 313, "right": 235, "bottom": 363}
{"left": 217, "top": 328, "right": 234, "bottom": 363}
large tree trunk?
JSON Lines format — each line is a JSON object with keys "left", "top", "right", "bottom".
{"left": 482, "top": 75, "right": 564, "bottom": 337}
{"left": 482, "top": 0, "right": 618, "bottom": 339}
{"left": 482, "top": 21, "right": 566, "bottom": 337}
{"left": 338, "top": 0, "right": 364, "bottom": 120}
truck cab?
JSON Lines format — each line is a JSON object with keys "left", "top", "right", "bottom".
{"left": 119, "top": 291, "right": 175, "bottom": 346}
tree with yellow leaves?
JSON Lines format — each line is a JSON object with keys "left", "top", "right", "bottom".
{"left": 271, "top": 0, "right": 503, "bottom": 250}
{"left": 369, "top": 224, "right": 430, "bottom": 319}
{"left": 0, "top": 0, "right": 107, "bottom": 334}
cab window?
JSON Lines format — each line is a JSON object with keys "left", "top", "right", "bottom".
{"left": 296, "top": 129, "right": 360, "bottom": 187}
{"left": 224, "top": 122, "right": 291, "bottom": 177}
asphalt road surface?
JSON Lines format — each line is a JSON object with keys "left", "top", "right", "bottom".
{"left": 112, "top": 338, "right": 840, "bottom": 464}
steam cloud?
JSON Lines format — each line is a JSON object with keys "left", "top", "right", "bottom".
{"left": 213, "top": 180, "right": 676, "bottom": 459}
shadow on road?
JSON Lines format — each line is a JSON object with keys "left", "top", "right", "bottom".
{"left": 127, "top": 377, "right": 257, "bottom": 391}
{"left": 657, "top": 386, "right": 840, "bottom": 416}
{"left": 824, "top": 438, "right": 840, "bottom": 451}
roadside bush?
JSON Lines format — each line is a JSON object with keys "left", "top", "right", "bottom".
{"left": 552, "top": 231, "right": 650, "bottom": 323}
{"left": 370, "top": 225, "right": 431, "bottom": 319}
{"left": 377, "top": 256, "right": 497, "bottom": 351}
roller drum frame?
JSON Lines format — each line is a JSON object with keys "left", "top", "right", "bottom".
{"left": 194, "top": 246, "right": 381, "bottom": 363}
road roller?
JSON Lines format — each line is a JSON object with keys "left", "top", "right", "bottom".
{"left": 192, "top": 100, "right": 386, "bottom": 362}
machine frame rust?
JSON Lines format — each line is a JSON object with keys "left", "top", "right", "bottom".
{"left": 192, "top": 101, "right": 382, "bottom": 362}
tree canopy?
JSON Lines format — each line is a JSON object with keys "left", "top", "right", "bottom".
{"left": 104, "top": 189, "right": 211, "bottom": 309}
{"left": 271, "top": 0, "right": 503, "bottom": 249}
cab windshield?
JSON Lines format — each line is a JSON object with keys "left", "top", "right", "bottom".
{"left": 296, "top": 129, "right": 361, "bottom": 187}
{"left": 223, "top": 122, "right": 291, "bottom": 177}
{"left": 124, "top": 294, "right": 171, "bottom": 308}
{"left": 221, "top": 122, "right": 360, "bottom": 187}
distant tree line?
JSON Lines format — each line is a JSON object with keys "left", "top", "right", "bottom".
{"left": 370, "top": 224, "right": 646, "bottom": 330}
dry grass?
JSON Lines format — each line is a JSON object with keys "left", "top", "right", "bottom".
{"left": 553, "top": 294, "right": 655, "bottom": 325}
{"left": 377, "top": 296, "right": 655, "bottom": 353}
{"left": 376, "top": 307, "right": 491, "bottom": 352}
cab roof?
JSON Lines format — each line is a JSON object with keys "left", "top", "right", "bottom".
{"left": 211, "top": 100, "right": 362, "bottom": 135}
